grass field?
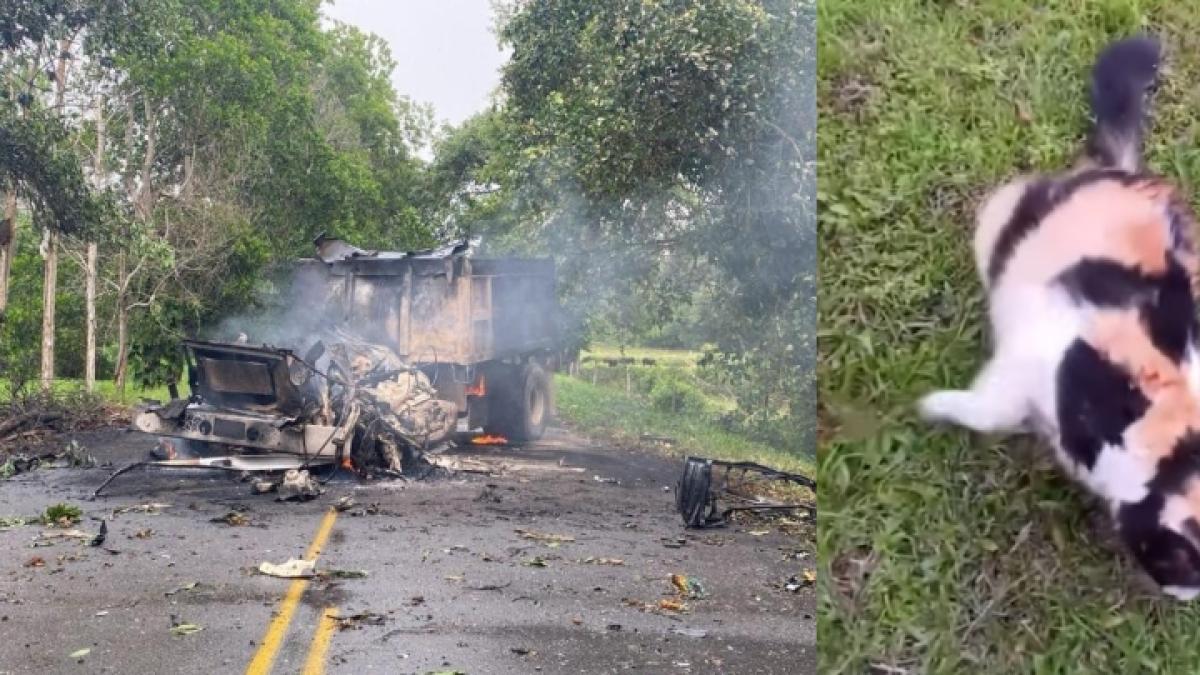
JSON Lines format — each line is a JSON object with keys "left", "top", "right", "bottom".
{"left": 554, "top": 374, "right": 811, "bottom": 476}
{"left": 819, "top": 1, "right": 1200, "bottom": 672}
{"left": 580, "top": 344, "right": 704, "bottom": 370}
{"left": 0, "top": 378, "right": 177, "bottom": 406}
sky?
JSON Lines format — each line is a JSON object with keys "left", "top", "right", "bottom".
{"left": 323, "top": 0, "right": 510, "bottom": 132}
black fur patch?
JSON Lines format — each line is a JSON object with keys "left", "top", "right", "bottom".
{"left": 987, "top": 169, "right": 1144, "bottom": 283}
{"left": 1140, "top": 259, "right": 1197, "bottom": 363}
{"left": 1058, "top": 258, "right": 1160, "bottom": 307}
{"left": 1118, "top": 492, "right": 1200, "bottom": 590}
{"left": 1147, "top": 435, "right": 1200, "bottom": 496}
{"left": 1057, "top": 339, "right": 1150, "bottom": 469}
{"left": 1056, "top": 257, "right": 1196, "bottom": 363}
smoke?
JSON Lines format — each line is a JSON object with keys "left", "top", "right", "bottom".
{"left": 204, "top": 261, "right": 343, "bottom": 352}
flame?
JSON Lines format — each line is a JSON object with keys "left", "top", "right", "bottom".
{"left": 465, "top": 374, "right": 486, "bottom": 397}
{"left": 471, "top": 434, "right": 508, "bottom": 445}
{"left": 341, "top": 456, "right": 354, "bottom": 470}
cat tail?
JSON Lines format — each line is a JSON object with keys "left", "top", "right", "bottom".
{"left": 1086, "top": 35, "right": 1161, "bottom": 172}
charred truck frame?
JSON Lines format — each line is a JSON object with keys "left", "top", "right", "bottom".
{"left": 115, "top": 237, "right": 563, "bottom": 486}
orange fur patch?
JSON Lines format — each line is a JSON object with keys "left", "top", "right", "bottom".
{"left": 1089, "top": 311, "right": 1198, "bottom": 461}
{"left": 1005, "top": 180, "right": 1170, "bottom": 285}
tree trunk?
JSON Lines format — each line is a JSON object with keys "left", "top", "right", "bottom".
{"left": 40, "top": 37, "right": 71, "bottom": 391}
{"left": 40, "top": 229, "right": 58, "bottom": 390}
{"left": 85, "top": 241, "right": 97, "bottom": 390}
{"left": 0, "top": 190, "right": 15, "bottom": 317}
{"left": 115, "top": 252, "right": 128, "bottom": 394}
{"left": 86, "top": 96, "right": 105, "bottom": 392}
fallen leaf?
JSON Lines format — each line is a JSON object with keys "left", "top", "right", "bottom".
{"left": 658, "top": 599, "right": 687, "bottom": 612}
{"left": 671, "top": 574, "right": 689, "bottom": 595}
{"left": 580, "top": 557, "right": 624, "bottom": 566}
{"left": 25, "top": 556, "right": 45, "bottom": 567}
{"left": 210, "top": 511, "right": 249, "bottom": 526}
{"left": 515, "top": 529, "right": 574, "bottom": 544}
{"left": 170, "top": 623, "right": 203, "bottom": 636}
{"left": 522, "top": 556, "right": 548, "bottom": 568}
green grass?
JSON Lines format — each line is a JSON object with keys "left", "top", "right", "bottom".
{"left": 0, "top": 377, "right": 178, "bottom": 406}
{"left": 820, "top": 1, "right": 1200, "bottom": 672}
{"left": 580, "top": 343, "right": 704, "bottom": 370}
{"left": 554, "top": 374, "right": 811, "bottom": 476}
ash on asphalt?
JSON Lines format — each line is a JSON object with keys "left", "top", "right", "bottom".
{"left": 0, "top": 426, "right": 814, "bottom": 675}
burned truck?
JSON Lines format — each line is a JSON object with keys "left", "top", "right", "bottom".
{"left": 127, "top": 236, "right": 563, "bottom": 477}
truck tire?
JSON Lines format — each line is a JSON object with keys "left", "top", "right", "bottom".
{"left": 486, "top": 362, "right": 551, "bottom": 443}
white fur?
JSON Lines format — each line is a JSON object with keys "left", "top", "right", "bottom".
{"left": 918, "top": 286, "right": 1082, "bottom": 438}
{"left": 1162, "top": 585, "right": 1200, "bottom": 601}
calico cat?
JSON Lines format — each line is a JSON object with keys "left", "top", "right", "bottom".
{"left": 918, "top": 35, "right": 1200, "bottom": 599}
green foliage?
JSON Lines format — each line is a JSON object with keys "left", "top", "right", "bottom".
{"left": 41, "top": 502, "right": 81, "bottom": 526}
{"left": 1, "top": 0, "right": 437, "bottom": 389}
{"left": 554, "top": 373, "right": 810, "bottom": 475}
{"left": 428, "top": 0, "right": 816, "bottom": 456}
{"left": 648, "top": 371, "right": 710, "bottom": 414}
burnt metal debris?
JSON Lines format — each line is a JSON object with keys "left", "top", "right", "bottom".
{"left": 94, "top": 235, "right": 565, "bottom": 496}
{"left": 675, "top": 456, "right": 816, "bottom": 529}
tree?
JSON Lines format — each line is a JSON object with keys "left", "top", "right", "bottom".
{"left": 465, "top": 0, "right": 816, "bottom": 451}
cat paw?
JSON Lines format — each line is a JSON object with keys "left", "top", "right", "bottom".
{"left": 917, "top": 390, "right": 964, "bottom": 424}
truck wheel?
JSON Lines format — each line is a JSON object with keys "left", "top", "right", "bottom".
{"left": 486, "top": 362, "right": 551, "bottom": 443}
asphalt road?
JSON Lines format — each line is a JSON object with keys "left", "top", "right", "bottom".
{"left": 0, "top": 427, "right": 814, "bottom": 674}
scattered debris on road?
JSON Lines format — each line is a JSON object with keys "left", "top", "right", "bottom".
{"left": 89, "top": 521, "right": 107, "bottom": 546}
{"left": 658, "top": 598, "right": 687, "bottom": 613}
{"left": 785, "top": 570, "right": 816, "bottom": 592}
{"left": 113, "top": 502, "right": 171, "bottom": 515}
{"left": 319, "top": 569, "right": 369, "bottom": 580}
{"left": 334, "top": 611, "right": 389, "bottom": 630}
{"left": 68, "top": 647, "right": 91, "bottom": 661}
{"left": 210, "top": 510, "right": 250, "bottom": 526}
{"left": 2, "top": 443, "right": 96, "bottom": 479}
{"left": 258, "top": 558, "right": 316, "bottom": 578}
{"left": 675, "top": 456, "right": 815, "bottom": 529}
{"left": 277, "top": 469, "right": 321, "bottom": 501}
{"left": 515, "top": 529, "right": 574, "bottom": 545}
{"left": 169, "top": 617, "right": 203, "bottom": 636}
{"left": 251, "top": 479, "right": 277, "bottom": 495}
{"left": 579, "top": 556, "right": 624, "bottom": 565}
{"left": 671, "top": 627, "right": 708, "bottom": 638}
{"left": 670, "top": 573, "right": 706, "bottom": 599}
{"left": 165, "top": 582, "right": 199, "bottom": 596}
{"left": 37, "top": 528, "right": 94, "bottom": 542}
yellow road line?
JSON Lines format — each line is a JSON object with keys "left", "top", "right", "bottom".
{"left": 245, "top": 509, "right": 339, "bottom": 675}
{"left": 301, "top": 607, "right": 339, "bottom": 675}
